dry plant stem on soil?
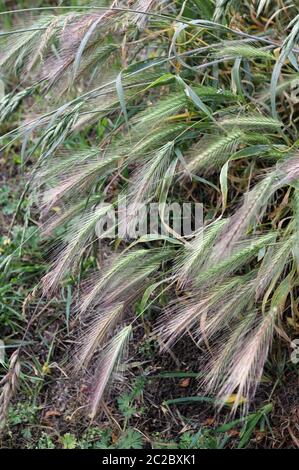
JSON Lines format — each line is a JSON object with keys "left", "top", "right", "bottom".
{"left": 1, "top": 0, "right": 299, "bottom": 418}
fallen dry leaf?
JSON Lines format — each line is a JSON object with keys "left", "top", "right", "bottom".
{"left": 179, "top": 378, "right": 190, "bottom": 388}
{"left": 202, "top": 417, "right": 215, "bottom": 426}
{"left": 42, "top": 409, "right": 61, "bottom": 424}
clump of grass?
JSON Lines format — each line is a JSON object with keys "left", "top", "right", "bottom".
{"left": 1, "top": 0, "right": 299, "bottom": 419}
